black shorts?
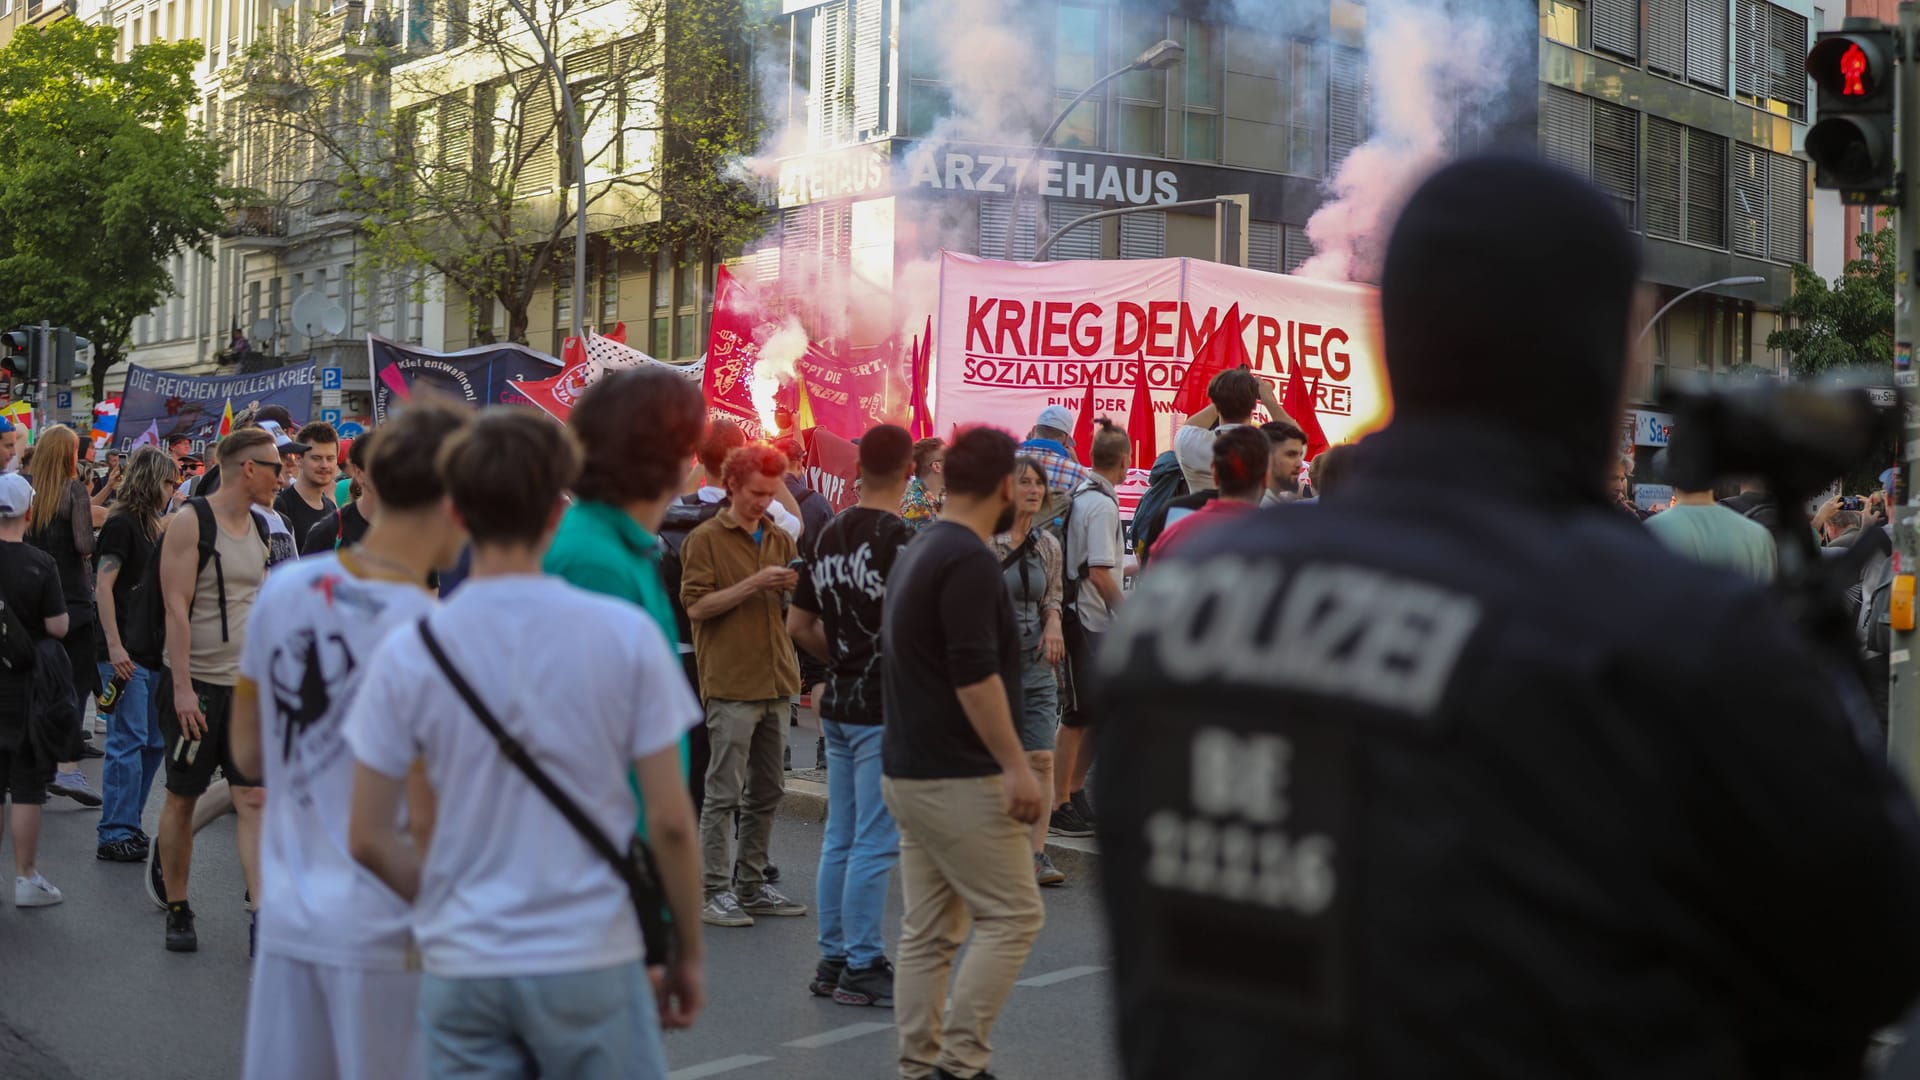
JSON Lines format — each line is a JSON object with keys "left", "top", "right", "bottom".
{"left": 156, "top": 672, "right": 255, "bottom": 796}
{"left": 0, "top": 746, "right": 52, "bottom": 806}
{"left": 1061, "top": 615, "right": 1104, "bottom": 730}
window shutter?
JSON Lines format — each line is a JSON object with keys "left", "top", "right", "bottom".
{"left": 1590, "top": 100, "right": 1638, "bottom": 225}
{"left": 1767, "top": 152, "right": 1806, "bottom": 263}
{"left": 1247, "top": 221, "right": 1281, "bottom": 273}
{"left": 1592, "top": 0, "right": 1638, "bottom": 60}
{"left": 852, "top": 0, "right": 883, "bottom": 133}
{"left": 1539, "top": 86, "right": 1590, "bottom": 174}
{"left": 1767, "top": 5, "right": 1807, "bottom": 109}
{"left": 1328, "top": 47, "right": 1367, "bottom": 170}
{"left": 1684, "top": 128, "right": 1726, "bottom": 247}
{"left": 1647, "top": 0, "right": 1685, "bottom": 77}
{"left": 1283, "top": 225, "right": 1313, "bottom": 272}
{"left": 1731, "top": 143, "right": 1767, "bottom": 255}
{"left": 516, "top": 73, "right": 558, "bottom": 194}
{"left": 1734, "top": 0, "right": 1766, "bottom": 98}
{"left": 1120, "top": 210, "right": 1166, "bottom": 260}
{"left": 1645, "top": 117, "right": 1683, "bottom": 240}
{"left": 811, "top": 1, "right": 851, "bottom": 145}
{"left": 978, "top": 197, "right": 1038, "bottom": 260}
{"left": 1047, "top": 200, "right": 1103, "bottom": 261}
{"left": 781, "top": 205, "right": 819, "bottom": 283}
{"left": 1686, "top": 0, "right": 1728, "bottom": 89}
{"left": 439, "top": 93, "right": 473, "bottom": 198}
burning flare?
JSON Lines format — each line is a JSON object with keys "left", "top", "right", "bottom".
{"left": 751, "top": 317, "right": 811, "bottom": 433}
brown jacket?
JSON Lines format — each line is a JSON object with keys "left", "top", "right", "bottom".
{"left": 680, "top": 507, "right": 801, "bottom": 702}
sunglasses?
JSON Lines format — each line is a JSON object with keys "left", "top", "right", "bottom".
{"left": 245, "top": 458, "right": 285, "bottom": 476}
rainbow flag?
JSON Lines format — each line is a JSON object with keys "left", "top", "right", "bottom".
{"left": 1, "top": 401, "right": 32, "bottom": 442}
{"left": 218, "top": 398, "right": 235, "bottom": 437}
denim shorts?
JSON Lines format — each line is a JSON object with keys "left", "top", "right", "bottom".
{"left": 419, "top": 961, "right": 665, "bottom": 1079}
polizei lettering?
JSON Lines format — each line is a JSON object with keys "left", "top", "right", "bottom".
{"left": 1103, "top": 557, "right": 1482, "bottom": 717}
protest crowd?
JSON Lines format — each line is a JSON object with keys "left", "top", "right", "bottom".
{"left": 3, "top": 156, "right": 1920, "bottom": 1080}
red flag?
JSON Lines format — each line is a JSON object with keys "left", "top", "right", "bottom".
{"left": 1282, "top": 364, "right": 1331, "bottom": 460}
{"left": 560, "top": 334, "right": 588, "bottom": 373}
{"left": 1172, "top": 303, "right": 1248, "bottom": 418}
{"left": 1071, "top": 371, "right": 1095, "bottom": 467}
{"left": 703, "top": 266, "right": 761, "bottom": 419}
{"left": 608, "top": 322, "right": 627, "bottom": 345}
{"left": 1128, "top": 356, "right": 1156, "bottom": 470}
{"left": 908, "top": 317, "right": 935, "bottom": 439}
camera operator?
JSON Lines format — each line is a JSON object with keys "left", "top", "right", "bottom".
{"left": 1092, "top": 155, "right": 1920, "bottom": 1078}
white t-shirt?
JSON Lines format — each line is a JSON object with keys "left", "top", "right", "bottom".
{"left": 1066, "top": 475, "right": 1124, "bottom": 634}
{"left": 1174, "top": 422, "right": 1245, "bottom": 494}
{"left": 344, "top": 575, "right": 700, "bottom": 978}
{"left": 253, "top": 504, "right": 298, "bottom": 567}
{"left": 696, "top": 485, "right": 803, "bottom": 540}
{"left": 238, "top": 553, "right": 438, "bottom": 970}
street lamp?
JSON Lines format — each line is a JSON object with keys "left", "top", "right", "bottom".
{"left": 1637, "top": 275, "right": 1767, "bottom": 342}
{"left": 500, "top": 0, "right": 588, "bottom": 342}
{"left": 1003, "top": 38, "right": 1185, "bottom": 257}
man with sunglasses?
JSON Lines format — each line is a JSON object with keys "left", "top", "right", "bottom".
{"left": 153, "top": 427, "right": 280, "bottom": 953}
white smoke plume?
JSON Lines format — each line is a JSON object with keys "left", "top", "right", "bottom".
{"left": 1296, "top": 0, "right": 1527, "bottom": 281}
{"left": 749, "top": 316, "right": 811, "bottom": 427}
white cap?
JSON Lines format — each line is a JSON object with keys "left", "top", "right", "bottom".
{"left": 1035, "top": 404, "right": 1075, "bottom": 433}
{"left": 0, "top": 473, "right": 33, "bottom": 518}
{"left": 257, "top": 419, "right": 293, "bottom": 447}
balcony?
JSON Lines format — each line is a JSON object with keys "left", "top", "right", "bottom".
{"left": 221, "top": 205, "right": 289, "bottom": 248}
{"left": 241, "top": 56, "right": 303, "bottom": 104}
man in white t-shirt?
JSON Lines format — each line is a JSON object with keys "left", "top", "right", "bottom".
{"left": 345, "top": 410, "right": 705, "bottom": 1078}
{"left": 1172, "top": 366, "right": 1285, "bottom": 494}
{"left": 230, "top": 406, "right": 470, "bottom": 1080}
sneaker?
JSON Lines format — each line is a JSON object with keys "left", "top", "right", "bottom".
{"left": 1048, "top": 803, "right": 1094, "bottom": 838}
{"left": 833, "top": 957, "right": 895, "bottom": 1007}
{"left": 737, "top": 883, "right": 807, "bottom": 917}
{"left": 809, "top": 957, "right": 848, "bottom": 997}
{"left": 1034, "top": 851, "right": 1066, "bottom": 887}
{"left": 1071, "top": 788, "right": 1097, "bottom": 825}
{"left": 49, "top": 771, "right": 102, "bottom": 807}
{"left": 145, "top": 837, "right": 167, "bottom": 911}
{"left": 165, "top": 903, "right": 198, "bottom": 952}
{"left": 13, "top": 873, "right": 63, "bottom": 908}
{"left": 700, "top": 892, "right": 754, "bottom": 928}
{"left": 97, "top": 837, "right": 146, "bottom": 863}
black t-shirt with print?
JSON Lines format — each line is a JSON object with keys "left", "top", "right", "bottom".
{"left": 93, "top": 511, "right": 157, "bottom": 660}
{"left": 274, "top": 487, "right": 336, "bottom": 552}
{"left": 792, "top": 507, "right": 911, "bottom": 726}
{"left": 880, "top": 521, "right": 1023, "bottom": 780}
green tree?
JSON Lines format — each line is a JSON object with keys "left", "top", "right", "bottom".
{"left": 1767, "top": 224, "right": 1896, "bottom": 378}
{"left": 0, "top": 21, "right": 236, "bottom": 402}
{"left": 240, "top": 0, "right": 762, "bottom": 346}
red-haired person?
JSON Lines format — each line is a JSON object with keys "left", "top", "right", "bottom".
{"left": 1150, "top": 426, "right": 1271, "bottom": 559}
{"left": 680, "top": 444, "right": 808, "bottom": 928}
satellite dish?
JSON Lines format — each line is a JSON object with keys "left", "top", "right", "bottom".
{"left": 320, "top": 303, "right": 348, "bottom": 337}
{"left": 290, "top": 291, "right": 330, "bottom": 338}
{"left": 248, "top": 318, "right": 276, "bottom": 343}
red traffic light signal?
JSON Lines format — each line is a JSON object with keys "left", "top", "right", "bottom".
{"left": 1810, "top": 37, "right": 1885, "bottom": 98}
{"left": 1806, "top": 23, "right": 1897, "bottom": 197}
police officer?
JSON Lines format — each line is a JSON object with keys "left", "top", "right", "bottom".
{"left": 1093, "top": 155, "right": 1920, "bottom": 1078}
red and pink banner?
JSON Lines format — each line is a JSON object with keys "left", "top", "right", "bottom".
{"left": 932, "top": 253, "right": 1388, "bottom": 452}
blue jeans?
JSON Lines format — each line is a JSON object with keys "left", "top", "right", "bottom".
{"left": 98, "top": 661, "right": 164, "bottom": 844}
{"left": 418, "top": 962, "right": 665, "bottom": 1079}
{"left": 816, "top": 720, "right": 898, "bottom": 969}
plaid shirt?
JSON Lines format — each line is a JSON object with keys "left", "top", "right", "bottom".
{"left": 1019, "top": 439, "right": 1093, "bottom": 498}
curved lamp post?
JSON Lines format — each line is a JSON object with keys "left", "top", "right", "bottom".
{"left": 1637, "top": 275, "right": 1766, "bottom": 343}
{"left": 1003, "top": 38, "right": 1185, "bottom": 258}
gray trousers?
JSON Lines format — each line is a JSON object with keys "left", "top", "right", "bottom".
{"left": 699, "top": 697, "right": 788, "bottom": 896}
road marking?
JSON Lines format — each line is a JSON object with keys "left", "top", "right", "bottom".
{"left": 1016, "top": 964, "right": 1107, "bottom": 988}
{"left": 783, "top": 1021, "right": 895, "bottom": 1048}
{"left": 668, "top": 1055, "right": 775, "bottom": 1079}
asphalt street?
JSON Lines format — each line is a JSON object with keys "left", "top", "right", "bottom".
{"left": 0, "top": 754, "right": 1119, "bottom": 1080}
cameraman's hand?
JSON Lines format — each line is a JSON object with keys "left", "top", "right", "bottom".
{"left": 1814, "top": 495, "right": 1842, "bottom": 530}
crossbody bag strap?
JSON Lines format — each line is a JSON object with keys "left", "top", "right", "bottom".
{"left": 416, "top": 618, "right": 631, "bottom": 874}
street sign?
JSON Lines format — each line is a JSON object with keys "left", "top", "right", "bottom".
{"left": 320, "top": 407, "right": 343, "bottom": 425}
{"left": 55, "top": 390, "right": 71, "bottom": 410}
{"left": 337, "top": 421, "right": 365, "bottom": 439}
{"left": 321, "top": 367, "right": 343, "bottom": 391}
{"left": 320, "top": 388, "right": 343, "bottom": 408}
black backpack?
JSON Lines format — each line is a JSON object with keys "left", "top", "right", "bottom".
{"left": 1129, "top": 450, "right": 1189, "bottom": 552}
{"left": 656, "top": 494, "right": 725, "bottom": 689}
{"left": 124, "top": 498, "right": 271, "bottom": 670}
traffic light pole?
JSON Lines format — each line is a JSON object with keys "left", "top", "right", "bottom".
{"left": 1890, "top": 1, "right": 1920, "bottom": 786}
{"left": 34, "top": 320, "right": 49, "bottom": 445}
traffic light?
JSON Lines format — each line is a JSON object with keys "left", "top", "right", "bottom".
{"left": 53, "top": 328, "right": 91, "bottom": 383}
{"left": 0, "top": 330, "right": 27, "bottom": 382}
{"left": 1805, "top": 20, "right": 1898, "bottom": 201}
